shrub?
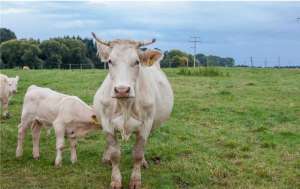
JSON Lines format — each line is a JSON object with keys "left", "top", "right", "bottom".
{"left": 177, "top": 67, "right": 229, "bottom": 77}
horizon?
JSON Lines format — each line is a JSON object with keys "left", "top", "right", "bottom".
{"left": 1, "top": 1, "right": 300, "bottom": 66}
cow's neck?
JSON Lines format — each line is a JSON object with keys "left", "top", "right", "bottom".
{"left": 116, "top": 98, "right": 134, "bottom": 119}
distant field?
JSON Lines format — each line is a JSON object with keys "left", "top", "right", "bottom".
{"left": 0, "top": 68, "right": 299, "bottom": 189}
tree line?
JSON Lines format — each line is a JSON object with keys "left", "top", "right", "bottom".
{"left": 0, "top": 28, "right": 235, "bottom": 69}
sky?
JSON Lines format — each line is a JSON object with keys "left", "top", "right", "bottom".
{"left": 1, "top": 1, "right": 300, "bottom": 66}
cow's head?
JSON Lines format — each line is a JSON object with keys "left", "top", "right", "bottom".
{"left": 8, "top": 76, "right": 19, "bottom": 94}
{"left": 92, "top": 32, "right": 162, "bottom": 98}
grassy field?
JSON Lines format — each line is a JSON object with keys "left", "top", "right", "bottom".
{"left": 0, "top": 68, "right": 299, "bottom": 189}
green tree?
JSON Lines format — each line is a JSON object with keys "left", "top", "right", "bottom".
{"left": 0, "top": 28, "right": 16, "bottom": 44}
{"left": 40, "top": 40, "right": 68, "bottom": 68}
{"left": 52, "top": 37, "right": 90, "bottom": 67}
{"left": 0, "top": 39, "right": 43, "bottom": 68}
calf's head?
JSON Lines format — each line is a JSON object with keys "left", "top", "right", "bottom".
{"left": 68, "top": 115, "right": 101, "bottom": 138}
{"left": 92, "top": 32, "right": 162, "bottom": 98}
{"left": 8, "top": 76, "right": 19, "bottom": 94}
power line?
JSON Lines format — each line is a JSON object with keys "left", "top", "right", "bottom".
{"left": 189, "top": 36, "right": 201, "bottom": 68}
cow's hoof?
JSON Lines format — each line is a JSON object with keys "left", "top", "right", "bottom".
{"left": 71, "top": 159, "right": 77, "bottom": 164}
{"left": 33, "top": 156, "right": 40, "bottom": 160}
{"left": 129, "top": 179, "right": 141, "bottom": 189}
{"left": 54, "top": 161, "right": 62, "bottom": 167}
{"left": 16, "top": 149, "right": 23, "bottom": 158}
{"left": 110, "top": 181, "right": 122, "bottom": 189}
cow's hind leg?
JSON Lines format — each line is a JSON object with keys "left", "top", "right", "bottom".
{"left": 32, "top": 120, "right": 42, "bottom": 160}
{"left": 16, "top": 119, "right": 32, "bottom": 158}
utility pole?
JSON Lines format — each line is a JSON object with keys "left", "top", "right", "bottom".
{"left": 278, "top": 56, "right": 281, "bottom": 68}
{"left": 250, "top": 56, "right": 253, "bottom": 67}
{"left": 189, "top": 36, "right": 201, "bottom": 68}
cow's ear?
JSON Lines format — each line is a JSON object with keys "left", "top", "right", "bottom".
{"left": 16, "top": 76, "right": 19, "bottom": 81}
{"left": 92, "top": 32, "right": 111, "bottom": 62}
{"left": 95, "top": 42, "right": 111, "bottom": 62}
{"left": 139, "top": 50, "right": 163, "bottom": 66}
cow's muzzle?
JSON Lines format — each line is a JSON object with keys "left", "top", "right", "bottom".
{"left": 114, "top": 86, "right": 131, "bottom": 98}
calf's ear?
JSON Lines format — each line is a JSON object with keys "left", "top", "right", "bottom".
{"left": 139, "top": 50, "right": 163, "bottom": 66}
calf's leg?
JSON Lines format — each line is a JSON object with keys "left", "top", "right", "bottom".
{"left": 53, "top": 122, "right": 65, "bottom": 166}
{"left": 1, "top": 97, "right": 9, "bottom": 118}
{"left": 16, "top": 120, "right": 32, "bottom": 157}
{"left": 32, "top": 121, "right": 42, "bottom": 160}
{"left": 69, "top": 138, "right": 77, "bottom": 164}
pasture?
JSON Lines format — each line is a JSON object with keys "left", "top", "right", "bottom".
{"left": 0, "top": 68, "right": 299, "bottom": 189}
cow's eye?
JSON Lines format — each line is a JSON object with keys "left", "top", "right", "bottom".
{"left": 108, "top": 60, "right": 112, "bottom": 65}
{"left": 135, "top": 60, "right": 140, "bottom": 65}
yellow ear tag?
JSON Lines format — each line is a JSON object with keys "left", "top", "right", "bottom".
{"left": 147, "top": 60, "right": 154, "bottom": 66}
{"left": 91, "top": 116, "right": 101, "bottom": 129}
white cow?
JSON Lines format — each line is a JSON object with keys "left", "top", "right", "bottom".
{"left": 23, "top": 66, "right": 30, "bottom": 70}
{"left": 16, "top": 85, "right": 101, "bottom": 166}
{"left": 0, "top": 74, "right": 19, "bottom": 118}
{"left": 92, "top": 33, "right": 174, "bottom": 189}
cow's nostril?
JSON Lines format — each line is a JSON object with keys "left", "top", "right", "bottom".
{"left": 125, "top": 87, "right": 130, "bottom": 93}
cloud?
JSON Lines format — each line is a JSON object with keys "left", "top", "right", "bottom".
{"left": 0, "top": 7, "right": 32, "bottom": 14}
{"left": 55, "top": 19, "right": 99, "bottom": 29}
{"left": 1, "top": 1, "right": 300, "bottom": 66}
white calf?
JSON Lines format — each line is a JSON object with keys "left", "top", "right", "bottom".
{"left": 16, "top": 85, "right": 101, "bottom": 166}
{"left": 0, "top": 74, "right": 19, "bottom": 118}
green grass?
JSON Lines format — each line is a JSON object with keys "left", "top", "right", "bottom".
{"left": 0, "top": 68, "right": 300, "bottom": 189}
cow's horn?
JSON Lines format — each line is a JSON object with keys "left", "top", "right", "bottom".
{"left": 138, "top": 38, "right": 156, "bottom": 47}
{"left": 91, "top": 32, "right": 110, "bottom": 46}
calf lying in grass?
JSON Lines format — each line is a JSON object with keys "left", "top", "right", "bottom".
{"left": 16, "top": 85, "right": 101, "bottom": 166}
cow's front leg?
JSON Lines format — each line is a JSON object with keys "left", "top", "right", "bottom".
{"left": 53, "top": 122, "right": 65, "bottom": 167}
{"left": 105, "top": 133, "right": 122, "bottom": 189}
{"left": 130, "top": 117, "right": 153, "bottom": 189}
{"left": 130, "top": 132, "right": 147, "bottom": 189}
